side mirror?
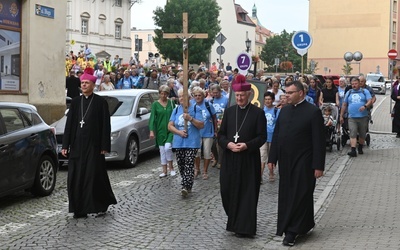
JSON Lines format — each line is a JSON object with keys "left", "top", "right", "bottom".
{"left": 137, "top": 107, "right": 149, "bottom": 116}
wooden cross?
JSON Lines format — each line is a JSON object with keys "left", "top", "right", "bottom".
{"left": 163, "top": 13, "right": 208, "bottom": 129}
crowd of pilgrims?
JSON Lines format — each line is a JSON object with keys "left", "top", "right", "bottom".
{"left": 66, "top": 52, "right": 350, "bottom": 185}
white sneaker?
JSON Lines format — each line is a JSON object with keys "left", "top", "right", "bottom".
{"left": 159, "top": 173, "right": 167, "bottom": 178}
{"left": 170, "top": 170, "right": 176, "bottom": 176}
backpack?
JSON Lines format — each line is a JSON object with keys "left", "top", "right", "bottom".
{"left": 135, "top": 76, "right": 145, "bottom": 89}
{"left": 345, "top": 88, "right": 373, "bottom": 109}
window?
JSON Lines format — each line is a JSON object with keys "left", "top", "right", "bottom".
{"left": 80, "top": 12, "right": 90, "bottom": 35}
{"left": 81, "top": 20, "right": 88, "bottom": 34}
{"left": 115, "top": 0, "right": 122, "bottom": 7}
{"left": 147, "top": 34, "right": 152, "bottom": 42}
{"left": 137, "top": 94, "right": 153, "bottom": 114}
{"left": 114, "top": 18, "right": 123, "bottom": 39}
{"left": 0, "top": 108, "right": 25, "bottom": 133}
{"left": 115, "top": 24, "right": 121, "bottom": 39}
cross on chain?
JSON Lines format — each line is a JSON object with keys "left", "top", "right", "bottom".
{"left": 163, "top": 13, "right": 208, "bottom": 130}
{"left": 233, "top": 132, "right": 240, "bottom": 143}
{"left": 79, "top": 120, "right": 85, "bottom": 128}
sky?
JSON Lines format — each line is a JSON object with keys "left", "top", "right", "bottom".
{"left": 130, "top": 0, "right": 309, "bottom": 34}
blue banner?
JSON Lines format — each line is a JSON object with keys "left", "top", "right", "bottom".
{"left": 0, "top": 0, "right": 22, "bottom": 29}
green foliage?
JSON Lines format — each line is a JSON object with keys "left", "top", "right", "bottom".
{"left": 260, "top": 30, "right": 306, "bottom": 73}
{"left": 153, "top": 0, "right": 221, "bottom": 64}
{"left": 304, "top": 61, "right": 319, "bottom": 74}
{"left": 342, "top": 63, "right": 353, "bottom": 75}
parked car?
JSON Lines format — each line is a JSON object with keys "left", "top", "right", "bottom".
{"left": 323, "top": 75, "right": 340, "bottom": 86}
{"left": 366, "top": 73, "right": 386, "bottom": 94}
{"left": 0, "top": 102, "right": 58, "bottom": 198}
{"left": 52, "top": 89, "right": 159, "bottom": 168}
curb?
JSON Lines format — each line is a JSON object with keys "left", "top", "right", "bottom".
{"left": 314, "top": 155, "right": 350, "bottom": 217}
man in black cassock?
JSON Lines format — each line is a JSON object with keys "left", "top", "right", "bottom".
{"left": 268, "top": 81, "right": 325, "bottom": 246}
{"left": 61, "top": 73, "right": 117, "bottom": 219}
{"left": 66, "top": 70, "right": 81, "bottom": 98}
{"left": 218, "top": 74, "right": 266, "bottom": 238}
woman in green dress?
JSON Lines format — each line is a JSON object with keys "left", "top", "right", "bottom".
{"left": 149, "top": 85, "right": 176, "bottom": 177}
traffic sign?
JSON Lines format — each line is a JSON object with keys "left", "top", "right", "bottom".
{"left": 216, "top": 33, "right": 227, "bottom": 45}
{"left": 292, "top": 31, "right": 313, "bottom": 50}
{"left": 236, "top": 53, "right": 251, "bottom": 75}
{"left": 388, "top": 49, "right": 398, "bottom": 60}
{"left": 216, "top": 45, "right": 225, "bottom": 55}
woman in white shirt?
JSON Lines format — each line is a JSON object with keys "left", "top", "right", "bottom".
{"left": 100, "top": 74, "right": 115, "bottom": 91}
{"left": 268, "top": 79, "right": 284, "bottom": 106}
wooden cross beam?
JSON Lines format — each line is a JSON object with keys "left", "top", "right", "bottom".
{"left": 163, "top": 13, "right": 208, "bottom": 129}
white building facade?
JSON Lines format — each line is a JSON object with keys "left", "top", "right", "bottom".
{"left": 210, "top": 0, "right": 256, "bottom": 70}
{"left": 66, "top": 0, "right": 132, "bottom": 63}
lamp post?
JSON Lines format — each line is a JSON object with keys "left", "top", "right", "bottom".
{"left": 344, "top": 51, "right": 363, "bottom": 75}
{"left": 284, "top": 51, "right": 288, "bottom": 75}
{"left": 245, "top": 38, "right": 251, "bottom": 53}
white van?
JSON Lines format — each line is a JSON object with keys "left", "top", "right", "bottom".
{"left": 366, "top": 73, "right": 386, "bottom": 94}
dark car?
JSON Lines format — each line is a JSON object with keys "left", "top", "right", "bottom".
{"left": 0, "top": 102, "right": 58, "bottom": 198}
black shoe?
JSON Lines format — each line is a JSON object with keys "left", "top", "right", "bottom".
{"left": 358, "top": 147, "right": 364, "bottom": 155}
{"left": 234, "top": 233, "right": 254, "bottom": 239}
{"left": 283, "top": 232, "right": 297, "bottom": 246}
{"left": 347, "top": 151, "right": 357, "bottom": 157}
{"left": 73, "top": 213, "right": 87, "bottom": 219}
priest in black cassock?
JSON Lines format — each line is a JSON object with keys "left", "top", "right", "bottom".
{"left": 218, "top": 74, "right": 266, "bottom": 238}
{"left": 61, "top": 73, "right": 117, "bottom": 219}
{"left": 268, "top": 81, "right": 325, "bottom": 246}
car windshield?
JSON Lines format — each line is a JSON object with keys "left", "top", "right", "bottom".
{"left": 107, "top": 96, "right": 136, "bottom": 116}
{"left": 366, "top": 75, "right": 384, "bottom": 82}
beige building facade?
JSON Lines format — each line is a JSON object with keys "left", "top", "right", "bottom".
{"left": 130, "top": 28, "right": 165, "bottom": 67}
{"left": 0, "top": 1, "right": 67, "bottom": 123}
{"left": 308, "top": 0, "right": 400, "bottom": 77}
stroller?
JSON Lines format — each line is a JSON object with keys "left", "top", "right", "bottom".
{"left": 341, "top": 109, "right": 371, "bottom": 147}
{"left": 320, "top": 103, "right": 341, "bottom": 152}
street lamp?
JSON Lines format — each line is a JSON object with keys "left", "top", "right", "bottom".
{"left": 344, "top": 51, "right": 363, "bottom": 75}
{"left": 245, "top": 38, "right": 251, "bottom": 53}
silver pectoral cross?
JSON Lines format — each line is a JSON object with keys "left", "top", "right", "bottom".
{"left": 79, "top": 119, "right": 85, "bottom": 128}
{"left": 233, "top": 132, "right": 239, "bottom": 143}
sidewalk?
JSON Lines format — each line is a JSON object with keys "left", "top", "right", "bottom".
{"left": 293, "top": 94, "right": 400, "bottom": 249}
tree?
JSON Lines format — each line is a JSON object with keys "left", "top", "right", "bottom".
{"left": 304, "top": 61, "right": 319, "bottom": 74}
{"left": 153, "top": 0, "right": 221, "bottom": 64}
{"left": 260, "top": 30, "right": 305, "bottom": 73}
{"left": 342, "top": 63, "right": 353, "bottom": 75}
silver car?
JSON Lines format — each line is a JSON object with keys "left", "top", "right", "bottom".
{"left": 52, "top": 89, "right": 159, "bottom": 168}
{"left": 366, "top": 73, "right": 386, "bottom": 95}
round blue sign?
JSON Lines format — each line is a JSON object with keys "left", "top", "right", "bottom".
{"left": 291, "top": 31, "right": 313, "bottom": 50}
{"left": 236, "top": 53, "right": 251, "bottom": 71}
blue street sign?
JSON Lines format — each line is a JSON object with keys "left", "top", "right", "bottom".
{"left": 35, "top": 4, "right": 55, "bottom": 19}
{"left": 292, "top": 31, "right": 312, "bottom": 50}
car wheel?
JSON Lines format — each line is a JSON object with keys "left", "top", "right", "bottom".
{"left": 31, "top": 155, "right": 57, "bottom": 196}
{"left": 124, "top": 136, "right": 139, "bottom": 168}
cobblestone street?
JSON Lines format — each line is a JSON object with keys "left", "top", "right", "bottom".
{"left": 1, "top": 94, "right": 399, "bottom": 249}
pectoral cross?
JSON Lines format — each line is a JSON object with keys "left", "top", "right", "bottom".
{"left": 233, "top": 132, "right": 239, "bottom": 143}
{"left": 163, "top": 13, "right": 208, "bottom": 130}
{"left": 80, "top": 119, "right": 85, "bottom": 128}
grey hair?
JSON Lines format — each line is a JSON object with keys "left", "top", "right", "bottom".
{"left": 191, "top": 86, "right": 206, "bottom": 96}
{"left": 159, "top": 85, "right": 170, "bottom": 94}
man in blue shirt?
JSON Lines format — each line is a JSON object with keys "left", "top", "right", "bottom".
{"left": 116, "top": 70, "right": 134, "bottom": 89}
{"left": 340, "top": 77, "right": 373, "bottom": 157}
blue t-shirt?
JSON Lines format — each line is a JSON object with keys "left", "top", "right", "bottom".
{"left": 170, "top": 104, "right": 203, "bottom": 148}
{"left": 196, "top": 101, "right": 216, "bottom": 138}
{"left": 263, "top": 106, "right": 280, "bottom": 143}
{"left": 338, "top": 87, "right": 346, "bottom": 107}
{"left": 305, "top": 95, "right": 315, "bottom": 105}
{"left": 211, "top": 95, "right": 229, "bottom": 120}
{"left": 117, "top": 77, "right": 133, "bottom": 89}
{"left": 343, "top": 88, "right": 372, "bottom": 118}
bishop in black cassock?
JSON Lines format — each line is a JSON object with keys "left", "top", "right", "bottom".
{"left": 268, "top": 81, "right": 325, "bottom": 246}
{"left": 62, "top": 73, "right": 117, "bottom": 218}
{"left": 218, "top": 74, "right": 266, "bottom": 237}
